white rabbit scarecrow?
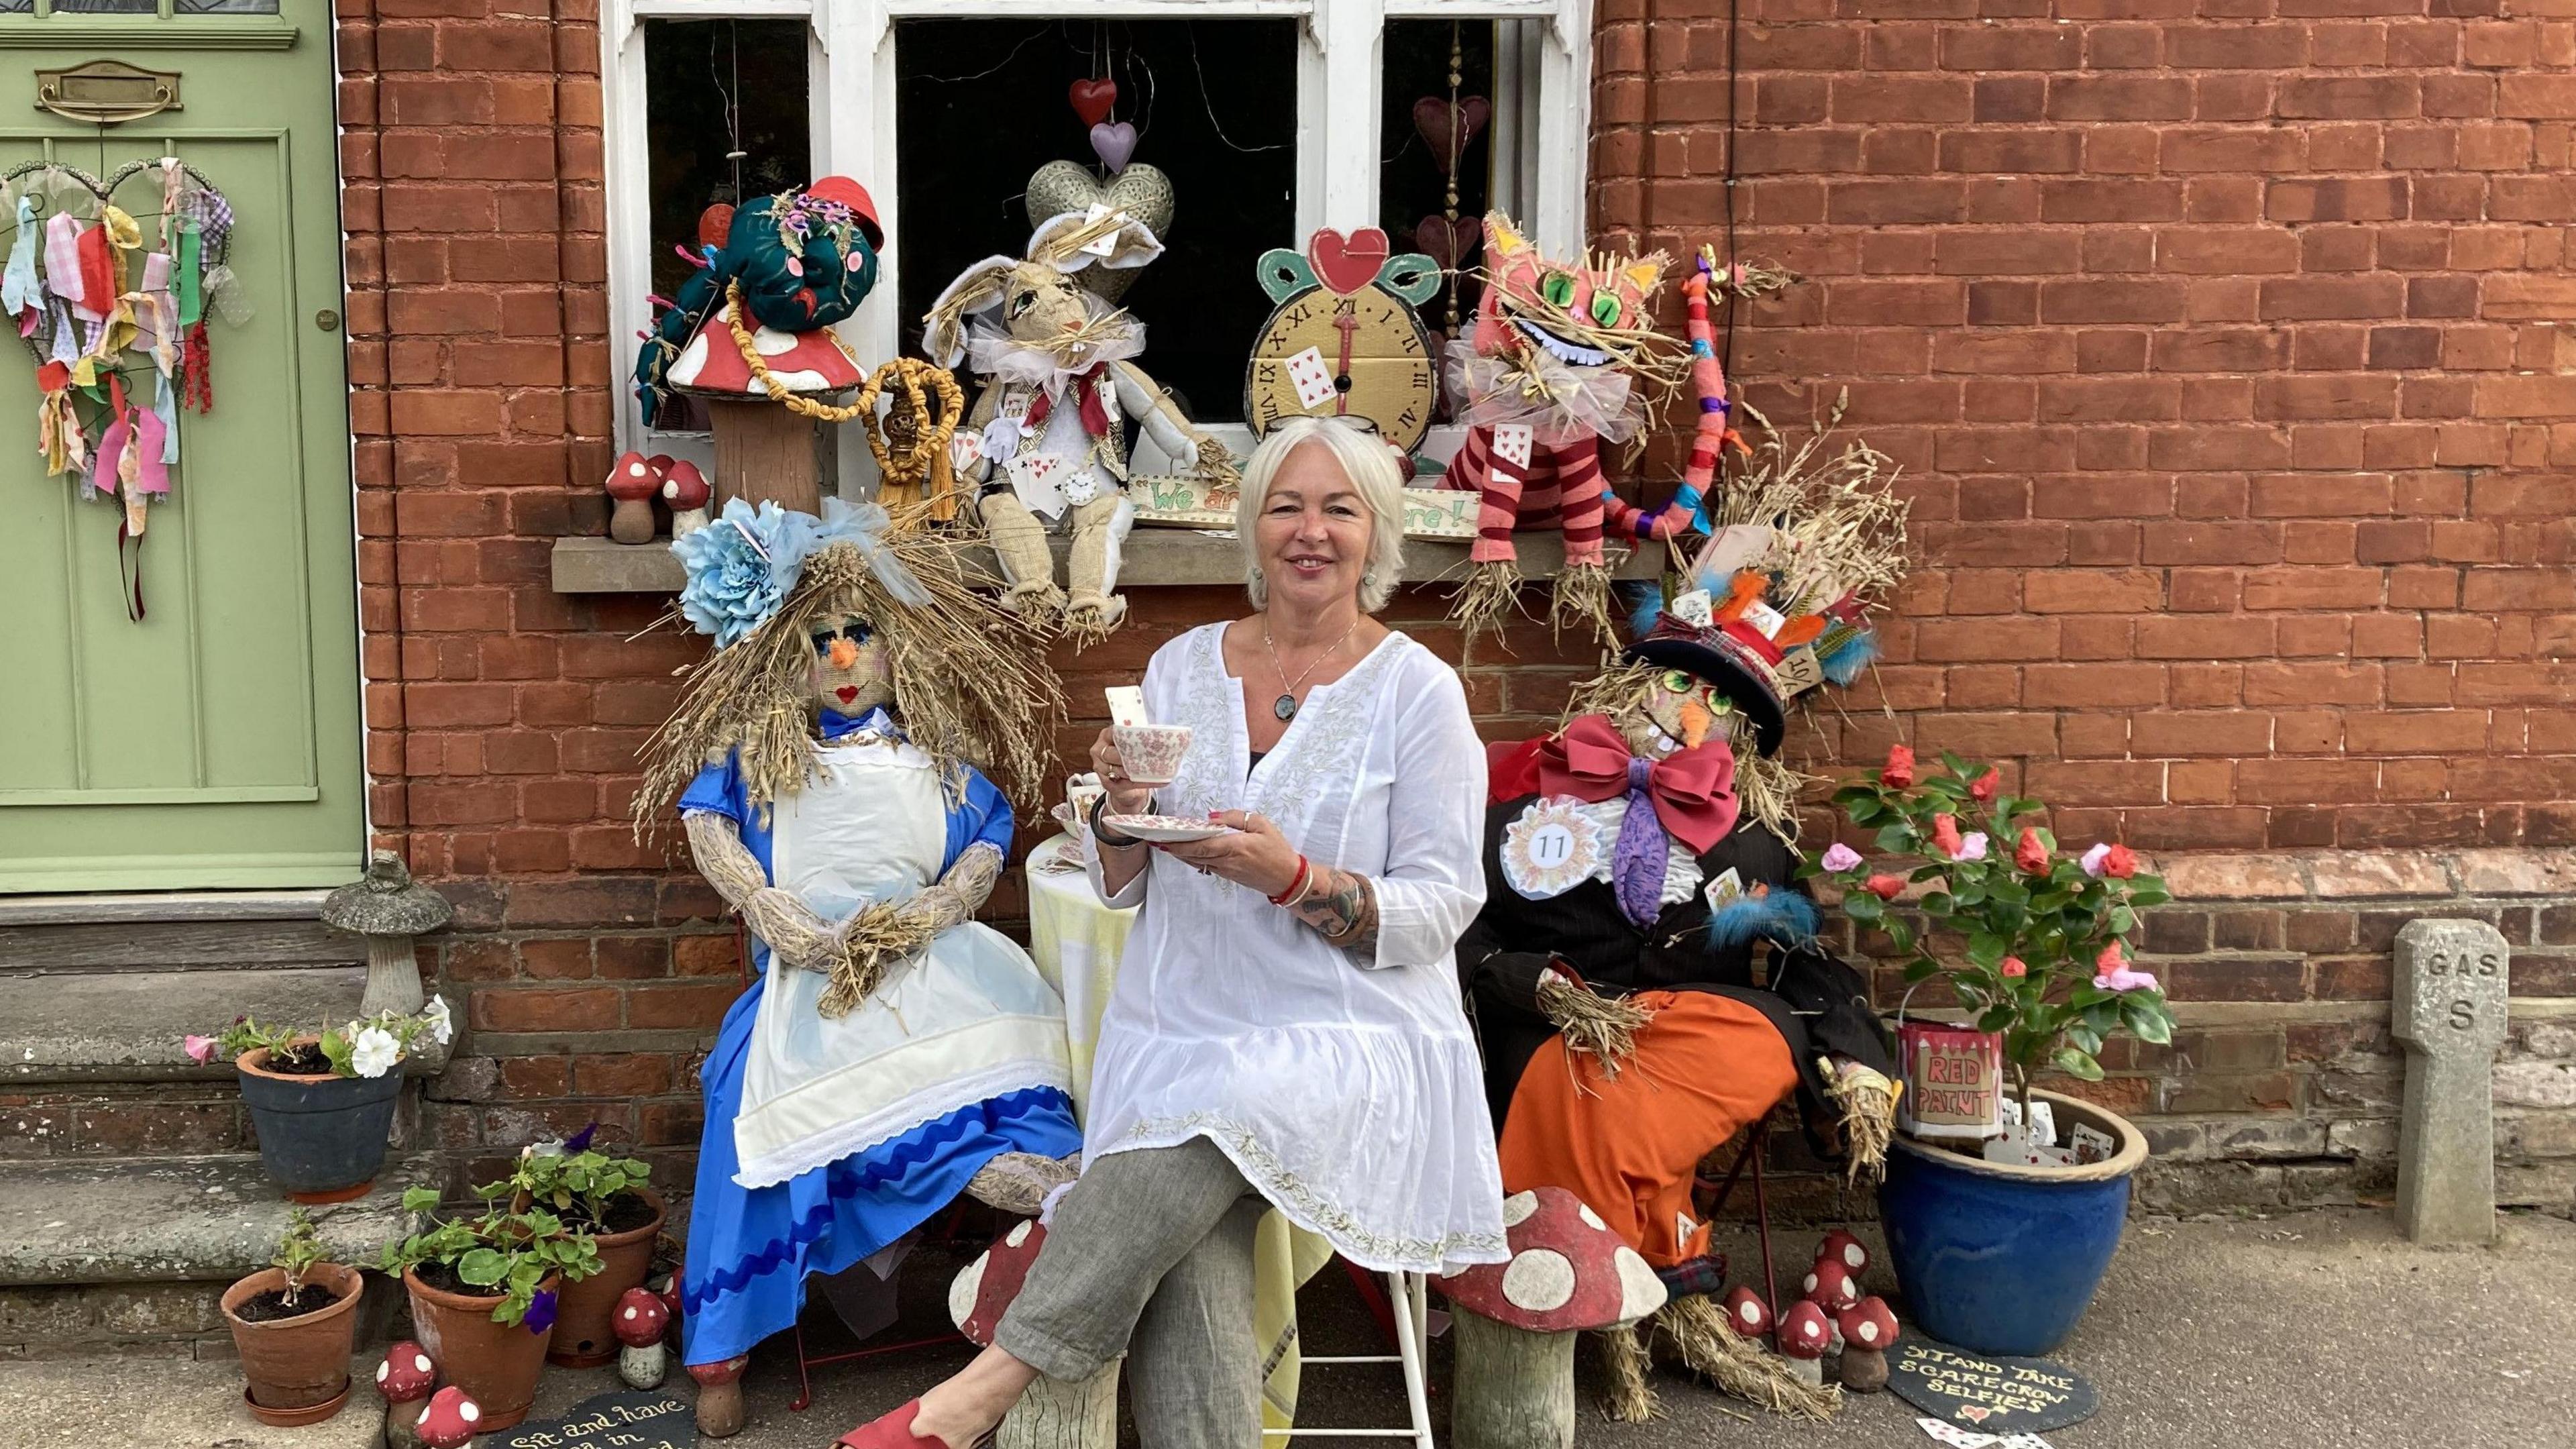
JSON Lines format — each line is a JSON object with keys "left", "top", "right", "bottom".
{"left": 924, "top": 209, "right": 1238, "bottom": 643}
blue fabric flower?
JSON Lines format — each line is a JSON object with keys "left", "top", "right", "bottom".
{"left": 673, "top": 498, "right": 814, "bottom": 646}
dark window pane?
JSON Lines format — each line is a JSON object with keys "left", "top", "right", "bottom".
{"left": 1381, "top": 18, "right": 1496, "bottom": 343}
{"left": 176, "top": 0, "right": 284, "bottom": 13}
{"left": 895, "top": 17, "right": 1297, "bottom": 426}
{"left": 52, "top": 0, "right": 158, "bottom": 12}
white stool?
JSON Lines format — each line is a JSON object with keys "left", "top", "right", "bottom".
{"left": 1264, "top": 1271, "right": 1435, "bottom": 1449}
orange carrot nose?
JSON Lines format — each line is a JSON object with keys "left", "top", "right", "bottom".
{"left": 1679, "top": 698, "right": 1713, "bottom": 749}
{"left": 827, "top": 637, "right": 861, "bottom": 669}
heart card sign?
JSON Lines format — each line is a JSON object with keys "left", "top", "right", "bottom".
{"left": 1887, "top": 1340, "right": 2098, "bottom": 1434}
{"left": 496, "top": 1391, "right": 696, "bottom": 1449}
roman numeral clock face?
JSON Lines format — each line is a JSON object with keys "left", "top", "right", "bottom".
{"left": 1244, "top": 285, "right": 1440, "bottom": 453}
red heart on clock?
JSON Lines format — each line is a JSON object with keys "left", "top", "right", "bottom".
{"left": 1308, "top": 227, "right": 1391, "bottom": 296}
{"left": 1069, "top": 79, "right": 1118, "bottom": 128}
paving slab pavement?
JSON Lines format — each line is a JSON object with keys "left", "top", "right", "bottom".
{"left": 3, "top": 1207, "right": 2571, "bottom": 1447}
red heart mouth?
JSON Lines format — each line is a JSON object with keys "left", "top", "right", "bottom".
{"left": 835, "top": 687, "right": 859, "bottom": 703}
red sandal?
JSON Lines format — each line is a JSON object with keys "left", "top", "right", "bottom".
{"left": 833, "top": 1399, "right": 994, "bottom": 1449}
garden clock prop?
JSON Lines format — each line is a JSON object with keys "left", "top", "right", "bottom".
{"left": 1244, "top": 229, "right": 1442, "bottom": 452}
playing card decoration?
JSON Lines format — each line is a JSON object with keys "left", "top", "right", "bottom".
{"left": 1243, "top": 229, "right": 1444, "bottom": 452}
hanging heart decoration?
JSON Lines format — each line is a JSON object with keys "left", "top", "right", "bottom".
{"left": 697, "top": 203, "right": 735, "bottom": 251}
{"left": 1089, "top": 121, "right": 1138, "bottom": 175}
{"left": 1412, "top": 214, "right": 1483, "bottom": 272}
{"left": 1069, "top": 78, "right": 1118, "bottom": 129}
{"left": 1307, "top": 227, "right": 1391, "bottom": 296}
{"left": 1411, "top": 95, "right": 1492, "bottom": 170}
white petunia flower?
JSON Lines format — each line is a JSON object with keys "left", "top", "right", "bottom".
{"left": 350, "top": 1026, "right": 401, "bottom": 1079}
{"left": 422, "top": 996, "right": 453, "bottom": 1047}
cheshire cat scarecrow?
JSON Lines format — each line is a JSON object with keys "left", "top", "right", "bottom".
{"left": 1453, "top": 455, "right": 1910, "bottom": 1424}
{"left": 923, "top": 209, "right": 1238, "bottom": 643}
{"left": 1442, "top": 211, "right": 1686, "bottom": 645}
{"left": 639, "top": 498, "right": 1083, "bottom": 1436}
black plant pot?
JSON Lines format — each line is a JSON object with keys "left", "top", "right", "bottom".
{"left": 237, "top": 1044, "right": 401, "bottom": 1203}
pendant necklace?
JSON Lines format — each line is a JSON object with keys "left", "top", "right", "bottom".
{"left": 1264, "top": 619, "right": 1358, "bottom": 722}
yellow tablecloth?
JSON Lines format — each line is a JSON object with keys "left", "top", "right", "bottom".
{"left": 1024, "top": 835, "right": 1334, "bottom": 1441}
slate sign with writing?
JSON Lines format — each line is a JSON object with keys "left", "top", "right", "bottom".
{"left": 1887, "top": 1339, "right": 2099, "bottom": 1433}
{"left": 496, "top": 1391, "right": 696, "bottom": 1449}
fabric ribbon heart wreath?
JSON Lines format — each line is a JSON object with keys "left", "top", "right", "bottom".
{"left": 1537, "top": 714, "right": 1740, "bottom": 926}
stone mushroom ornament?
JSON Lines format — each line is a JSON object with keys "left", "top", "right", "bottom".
{"left": 1837, "top": 1296, "right": 1900, "bottom": 1393}
{"left": 1803, "top": 1257, "right": 1862, "bottom": 1319}
{"left": 415, "top": 1387, "right": 484, "bottom": 1449}
{"left": 951, "top": 1220, "right": 1120, "bottom": 1449}
{"left": 923, "top": 208, "right": 1238, "bottom": 643}
{"left": 606, "top": 451, "right": 661, "bottom": 545}
{"left": 375, "top": 1340, "right": 438, "bottom": 1449}
{"left": 1776, "top": 1300, "right": 1833, "bottom": 1387}
{"left": 1432, "top": 1187, "right": 1667, "bottom": 1449}
{"left": 688, "top": 1354, "right": 750, "bottom": 1439}
{"left": 614, "top": 1287, "right": 672, "bottom": 1390}
{"left": 663, "top": 459, "right": 713, "bottom": 538}
{"left": 1721, "top": 1286, "right": 1774, "bottom": 1344}
{"left": 1815, "top": 1229, "right": 1869, "bottom": 1277}
{"left": 322, "top": 849, "right": 453, "bottom": 1018}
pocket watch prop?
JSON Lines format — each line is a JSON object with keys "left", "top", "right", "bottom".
{"left": 1442, "top": 211, "right": 1686, "bottom": 645}
{"left": 1453, "top": 453, "right": 1908, "bottom": 1426}
{"left": 923, "top": 207, "right": 1239, "bottom": 643}
{"left": 636, "top": 498, "right": 1082, "bottom": 1431}
{"left": 631, "top": 176, "right": 882, "bottom": 516}
{"left": 5, "top": 158, "right": 246, "bottom": 621}
{"left": 1243, "top": 228, "right": 1442, "bottom": 452}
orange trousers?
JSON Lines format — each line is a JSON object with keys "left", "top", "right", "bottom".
{"left": 1497, "top": 990, "right": 1799, "bottom": 1267}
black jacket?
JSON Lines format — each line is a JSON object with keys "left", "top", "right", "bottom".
{"left": 1456, "top": 793, "right": 1895, "bottom": 1158}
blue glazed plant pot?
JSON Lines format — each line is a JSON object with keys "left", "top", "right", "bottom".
{"left": 237, "top": 1044, "right": 401, "bottom": 1203}
{"left": 1878, "top": 1087, "right": 2147, "bottom": 1357}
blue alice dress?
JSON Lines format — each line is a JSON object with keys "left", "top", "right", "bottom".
{"left": 678, "top": 706, "right": 1082, "bottom": 1367}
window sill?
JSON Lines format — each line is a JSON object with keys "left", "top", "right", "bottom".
{"left": 549, "top": 530, "right": 1659, "bottom": 594}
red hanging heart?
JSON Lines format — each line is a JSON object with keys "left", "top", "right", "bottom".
{"left": 1308, "top": 228, "right": 1391, "bottom": 296}
{"left": 1411, "top": 96, "right": 1492, "bottom": 171}
{"left": 1069, "top": 79, "right": 1119, "bottom": 129}
{"left": 1411, "top": 215, "right": 1483, "bottom": 273}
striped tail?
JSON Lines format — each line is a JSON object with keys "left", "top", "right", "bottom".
{"left": 1599, "top": 254, "right": 1739, "bottom": 542}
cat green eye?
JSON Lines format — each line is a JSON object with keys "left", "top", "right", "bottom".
{"left": 1590, "top": 292, "right": 1623, "bottom": 327}
{"left": 1540, "top": 272, "right": 1576, "bottom": 307}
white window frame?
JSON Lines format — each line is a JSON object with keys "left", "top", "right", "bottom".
{"left": 601, "top": 0, "right": 1594, "bottom": 474}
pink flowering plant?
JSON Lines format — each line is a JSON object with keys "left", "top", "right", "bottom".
{"left": 1804, "top": 747, "right": 2177, "bottom": 1120}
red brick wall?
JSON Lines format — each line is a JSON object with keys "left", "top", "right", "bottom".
{"left": 1593, "top": 0, "right": 2576, "bottom": 853}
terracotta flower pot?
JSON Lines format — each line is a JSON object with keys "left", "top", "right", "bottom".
{"left": 221, "top": 1262, "right": 363, "bottom": 1425}
{"left": 546, "top": 1187, "right": 667, "bottom": 1368}
{"left": 404, "top": 1265, "right": 560, "bottom": 1431}
{"left": 237, "top": 1041, "right": 402, "bottom": 1203}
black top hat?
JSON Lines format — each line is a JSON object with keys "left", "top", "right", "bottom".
{"left": 1624, "top": 612, "right": 1788, "bottom": 758}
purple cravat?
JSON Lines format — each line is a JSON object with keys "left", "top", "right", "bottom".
{"left": 1611, "top": 755, "right": 1668, "bottom": 927}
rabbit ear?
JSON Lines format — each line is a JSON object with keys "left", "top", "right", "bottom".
{"left": 921, "top": 256, "right": 1018, "bottom": 366}
{"left": 1029, "top": 209, "right": 1165, "bottom": 274}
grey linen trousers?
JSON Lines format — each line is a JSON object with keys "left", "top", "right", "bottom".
{"left": 993, "top": 1136, "right": 1269, "bottom": 1446}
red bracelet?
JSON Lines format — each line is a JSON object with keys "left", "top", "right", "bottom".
{"left": 1269, "top": 855, "right": 1312, "bottom": 906}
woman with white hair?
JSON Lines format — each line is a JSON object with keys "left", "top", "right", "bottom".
{"left": 836, "top": 417, "right": 1505, "bottom": 1448}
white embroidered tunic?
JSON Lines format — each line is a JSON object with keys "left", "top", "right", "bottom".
{"left": 1079, "top": 625, "right": 1509, "bottom": 1274}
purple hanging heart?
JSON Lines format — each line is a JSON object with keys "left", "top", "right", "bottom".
{"left": 1411, "top": 96, "right": 1492, "bottom": 171}
{"left": 1089, "top": 121, "right": 1138, "bottom": 176}
{"left": 1413, "top": 215, "right": 1483, "bottom": 272}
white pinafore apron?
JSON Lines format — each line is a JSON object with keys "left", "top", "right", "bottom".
{"left": 731, "top": 735, "right": 1073, "bottom": 1189}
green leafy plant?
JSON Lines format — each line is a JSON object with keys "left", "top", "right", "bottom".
{"left": 379, "top": 1183, "right": 602, "bottom": 1330}
{"left": 491, "top": 1134, "right": 651, "bottom": 1233}
{"left": 189, "top": 999, "right": 454, "bottom": 1079}
{"left": 272, "top": 1208, "right": 328, "bottom": 1298}
{"left": 1805, "top": 745, "right": 2178, "bottom": 1124}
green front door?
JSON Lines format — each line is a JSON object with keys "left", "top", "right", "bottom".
{"left": 0, "top": 0, "right": 361, "bottom": 892}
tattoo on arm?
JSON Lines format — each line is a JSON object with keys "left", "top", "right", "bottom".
{"left": 1289, "top": 866, "right": 1379, "bottom": 957}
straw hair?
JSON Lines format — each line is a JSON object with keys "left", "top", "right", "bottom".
{"left": 1566, "top": 660, "right": 1805, "bottom": 841}
{"left": 1236, "top": 417, "right": 1407, "bottom": 614}
{"left": 635, "top": 533, "right": 1064, "bottom": 839}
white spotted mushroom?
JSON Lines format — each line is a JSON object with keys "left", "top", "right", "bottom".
{"left": 1837, "top": 1296, "right": 1900, "bottom": 1393}
{"left": 662, "top": 460, "right": 712, "bottom": 538}
{"left": 374, "top": 1340, "right": 437, "bottom": 1448}
{"left": 1434, "top": 1187, "right": 1670, "bottom": 1449}
{"left": 605, "top": 452, "right": 660, "bottom": 545}
{"left": 948, "top": 1218, "right": 1120, "bottom": 1441}
{"left": 1776, "top": 1299, "right": 1833, "bottom": 1387}
{"left": 614, "top": 1287, "right": 672, "bottom": 1390}
{"left": 1721, "top": 1285, "right": 1774, "bottom": 1343}
{"left": 1815, "top": 1228, "right": 1870, "bottom": 1277}
{"left": 415, "top": 1386, "right": 482, "bottom": 1449}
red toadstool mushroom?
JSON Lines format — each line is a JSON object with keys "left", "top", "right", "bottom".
{"left": 1836, "top": 1296, "right": 1900, "bottom": 1393}
{"left": 1776, "top": 1300, "right": 1833, "bottom": 1386}
{"left": 375, "top": 1340, "right": 437, "bottom": 1448}
{"left": 661, "top": 460, "right": 713, "bottom": 538}
{"left": 1802, "top": 1257, "right": 1862, "bottom": 1316}
{"left": 948, "top": 1221, "right": 1120, "bottom": 1442}
{"left": 1433, "top": 1188, "right": 1668, "bottom": 1448}
{"left": 1720, "top": 1285, "right": 1774, "bottom": 1343}
{"left": 614, "top": 1287, "right": 672, "bottom": 1390}
{"left": 605, "top": 452, "right": 661, "bottom": 545}
{"left": 415, "top": 1386, "right": 483, "bottom": 1449}
{"left": 688, "top": 1354, "right": 750, "bottom": 1438}
{"left": 1815, "top": 1229, "right": 1870, "bottom": 1277}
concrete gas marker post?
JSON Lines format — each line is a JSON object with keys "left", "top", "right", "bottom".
{"left": 2392, "top": 918, "right": 2511, "bottom": 1244}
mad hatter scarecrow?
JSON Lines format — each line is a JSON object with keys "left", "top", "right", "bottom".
{"left": 922, "top": 208, "right": 1238, "bottom": 643}
{"left": 1454, "top": 445, "right": 1909, "bottom": 1421}
{"left": 639, "top": 498, "right": 1082, "bottom": 1433}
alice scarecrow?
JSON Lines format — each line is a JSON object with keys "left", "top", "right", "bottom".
{"left": 639, "top": 498, "right": 1082, "bottom": 1432}
{"left": 1454, "top": 447, "right": 1910, "bottom": 1421}
{"left": 923, "top": 208, "right": 1238, "bottom": 642}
